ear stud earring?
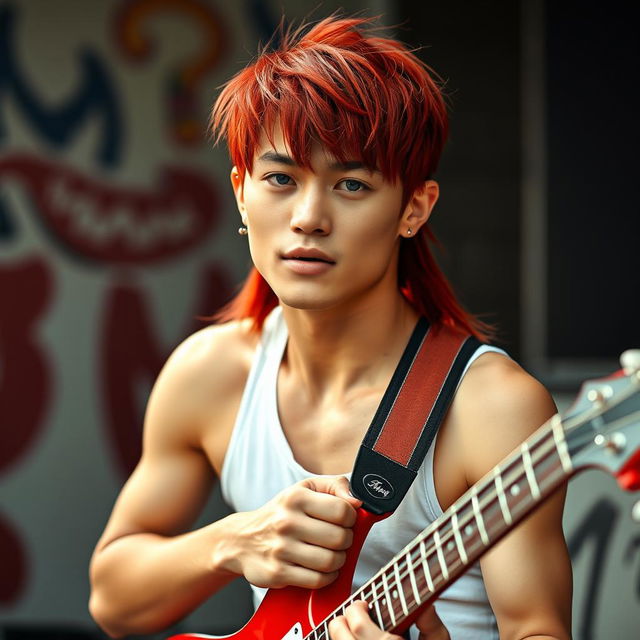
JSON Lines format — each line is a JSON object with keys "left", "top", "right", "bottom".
{"left": 238, "top": 226, "right": 248, "bottom": 236}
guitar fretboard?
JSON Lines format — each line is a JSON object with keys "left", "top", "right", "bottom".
{"left": 304, "top": 414, "right": 573, "bottom": 640}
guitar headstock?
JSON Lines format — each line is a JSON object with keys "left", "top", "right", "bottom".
{"left": 564, "top": 350, "right": 640, "bottom": 491}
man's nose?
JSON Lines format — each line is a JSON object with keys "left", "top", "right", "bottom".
{"left": 289, "top": 187, "right": 331, "bottom": 235}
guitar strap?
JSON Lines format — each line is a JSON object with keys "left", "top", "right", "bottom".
{"left": 350, "top": 317, "right": 482, "bottom": 514}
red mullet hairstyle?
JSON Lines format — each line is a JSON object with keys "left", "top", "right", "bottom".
{"left": 210, "top": 16, "right": 494, "bottom": 341}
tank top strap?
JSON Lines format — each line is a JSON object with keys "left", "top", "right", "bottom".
{"left": 220, "top": 306, "right": 288, "bottom": 503}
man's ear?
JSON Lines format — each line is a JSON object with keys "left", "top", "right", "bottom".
{"left": 230, "top": 167, "right": 247, "bottom": 221}
{"left": 399, "top": 180, "right": 439, "bottom": 238}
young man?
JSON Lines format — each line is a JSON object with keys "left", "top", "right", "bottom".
{"left": 89, "top": 17, "right": 572, "bottom": 640}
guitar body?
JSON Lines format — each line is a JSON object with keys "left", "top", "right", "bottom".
{"left": 169, "top": 510, "right": 392, "bottom": 640}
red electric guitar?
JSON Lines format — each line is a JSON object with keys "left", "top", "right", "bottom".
{"left": 169, "top": 351, "right": 640, "bottom": 640}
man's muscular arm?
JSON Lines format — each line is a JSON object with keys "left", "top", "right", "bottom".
{"left": 89, "top": 325, "right": 360, "bottom": 638}
{"left": 452, "top": 354, "right": 572, "bottom": 640}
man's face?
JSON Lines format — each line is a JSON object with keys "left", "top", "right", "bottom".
{"left": 232, "top": 125, "right": 407, "bottom": 313}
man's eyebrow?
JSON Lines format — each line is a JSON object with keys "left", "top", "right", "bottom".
{"left": 330, "top": 160, "right": 380, "bottom": 173}
{"left": 257, "top": 152, "right": 297, "bottom": 166}
{"left": 256, "top": 152, "right": 379, "bottom": 173}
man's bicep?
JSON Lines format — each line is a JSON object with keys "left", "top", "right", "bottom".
{"left": 95, "top": 335, "right": 220, "bottom": 551}
{"left": 480, "top": 490, "right": 572, "bottom": 639}
{"left": 456, "top": 356, "right": 571, "bottom": 638}
{"left": 95, "top": 444, "right": 216, "bottom": 553}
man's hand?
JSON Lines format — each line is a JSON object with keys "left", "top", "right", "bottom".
{"left": 328, "top": 601, "right": 450, "bottom": 640}
{"left": 219, "top": 476, "right": 361, "bottom": 590}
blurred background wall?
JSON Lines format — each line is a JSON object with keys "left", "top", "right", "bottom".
{"left": 0, "top": 1, "right": 638, "bottom": 638}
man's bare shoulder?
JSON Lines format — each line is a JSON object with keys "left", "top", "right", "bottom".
{"left": 144, "top": 320, "right": 260, "bottom": 450}
{"left": 450, "top": 352, "right": 558, "bottom": 484}
{"left": 164, "top": 320, "right": 259, "bottom": 388}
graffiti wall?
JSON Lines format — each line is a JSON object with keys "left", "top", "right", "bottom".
{"left": 566, "top": 479, "right": 640, "bottom": 640}
{"left": 0, "top": 0, "right": 242, "bottom": 631}
{"left": 0, "top": 1, "right": 637, "bottom": 638}
{"left": 0, "top": 0, "right": 385, "bottom": 636}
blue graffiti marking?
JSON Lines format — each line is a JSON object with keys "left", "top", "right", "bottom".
{"left": 625, "top": 535, "right": 640, "bottom": 599}
{"left": 0, "top": 4, "right": 123, "bottom": 167}
{"left": 568, "top": 499, "right": 620, "bottom": 640}
{"left": 0, "top": 197, "right": 15, "bottom": 241}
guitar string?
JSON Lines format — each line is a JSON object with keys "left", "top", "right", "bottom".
{"left": 307, "top": 389, "right": 639, "bottom": 638}
{"left": 348, "top": 402, "right": 640, "bottom": 628}
{"left": 304, "top": 425, "right": 564, "bottom": 639}
{"left": 353, "top": 442, "right": 564, "bottom": 626}
{"left": 359, "top": 423, "right": 560, "bottom": 587}
{"left": 371, "top": 406, "right": 640, "bottom": 624}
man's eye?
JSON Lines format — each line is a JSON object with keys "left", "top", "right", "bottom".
{"left": 339, "top": 179, "right": 367, "bottom": 192}
{"left": 266, "top": 173, "right": 293, "bottom": 186}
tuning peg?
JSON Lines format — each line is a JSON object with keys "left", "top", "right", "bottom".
{"left": 595, "top": 432, "right": 627, "bottom": 454}
{"left": 621, "top": 349, "right": 640, "bottom": 375}
{"left": 587, "top": 386, "right": 613, "bottom": 405}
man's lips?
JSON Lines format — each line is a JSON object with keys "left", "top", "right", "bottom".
{"left": 281, "top": 248, "right": 336, "bottom": 263}
{"left": 280, "top": 247, "right": 336, "bottom": 275}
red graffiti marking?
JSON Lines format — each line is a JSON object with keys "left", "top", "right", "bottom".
{"left": 0, "top": 257, "right": 53, "bottom": 606}
{"left": 115, "top": 0, "right": 225, "bottom": 145}
{"left": 101, "top": 263, "right": 232, "bottom": 477}
{"left": 0, "top": 258, "right": 53, "bottom": 472}
{"left": 0, "top": 514, "right": 27, "bottom": 604}
{"left": 0, "top": 153, "right": 219, "bottom": 265}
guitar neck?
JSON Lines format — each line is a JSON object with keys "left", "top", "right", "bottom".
{"left": 305, "top": 414, "right": 574, "bottom": 639}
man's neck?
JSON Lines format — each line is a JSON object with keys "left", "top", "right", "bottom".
{"left": 280, "top": 292, "right": 420, "bottom": 403}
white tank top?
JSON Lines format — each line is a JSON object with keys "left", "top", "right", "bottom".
{"left": 221, "top": 307, "right": 504, "bottom": 640}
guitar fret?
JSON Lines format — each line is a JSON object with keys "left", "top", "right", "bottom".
{"left": 471, "top": 486, "right": 490, "bottom": 545}
{"left": 457, "top": 501, "right": 483, "bottom": 557}
{"left": 451, "top": 508, "right": 468, "bottom": 564}
{"left": 381, "top": 570, "right": 396, "bottom": 627}
{"left": 494, "top": 466, "right": 513, "bottom": 525}
{"left": 419, "top": 539, "right": 435, "bottom": 591}
{"left": 433, "top": 528, "right": 449, "bottom": 580}
{"left": 532, "top": 442, "right": 567, "bottom": 498}
{"left": 393, "top": 563, "right": 409, "bottom": 616}
{"left": 551, "top": 415, "right": 573, "bottom": 473}
{"left": 406, "top": 549, "right": 422, "bottom": 605}
{"left": 521, "top": 442, "right": 541, "bottom": 499}
{"left": 370, "top": 581, "right": 384, "bottom": 628}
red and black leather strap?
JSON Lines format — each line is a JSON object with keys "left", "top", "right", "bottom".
{"left": 350, "top": 317, "right": 482, "bottom": 514}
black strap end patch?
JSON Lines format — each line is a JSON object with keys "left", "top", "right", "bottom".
{"left": 350, "top": 447, "right": 417, "bottom": 515}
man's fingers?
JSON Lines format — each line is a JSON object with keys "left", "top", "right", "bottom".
{"left": 290, "top": 479, "right": 360, "bottom": 527}
{"left": 328, "top": 602, "right": 450, "bottom": 640}
{"left": 273, "top": 563, "right": 339, "bottom": 590}
{"left": 292, "top": 516, "right": 354, "bottom": 550}
{"left": 278, "top": 540, "right": 347, "bottom": 574}
{"left": 234, "top": 477, "right": 362, "bottom": 591}
{"left": 328, "top": 613, "right": 353, "bottom": 640}
{"left": 303, "top": 476, "right": 363, "bottom": 509}
{"left": 329, "top": 601, "right": 399, "bottom": 640}
{"left": 415, "top": 604, "right": 450, "bottom": 640}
